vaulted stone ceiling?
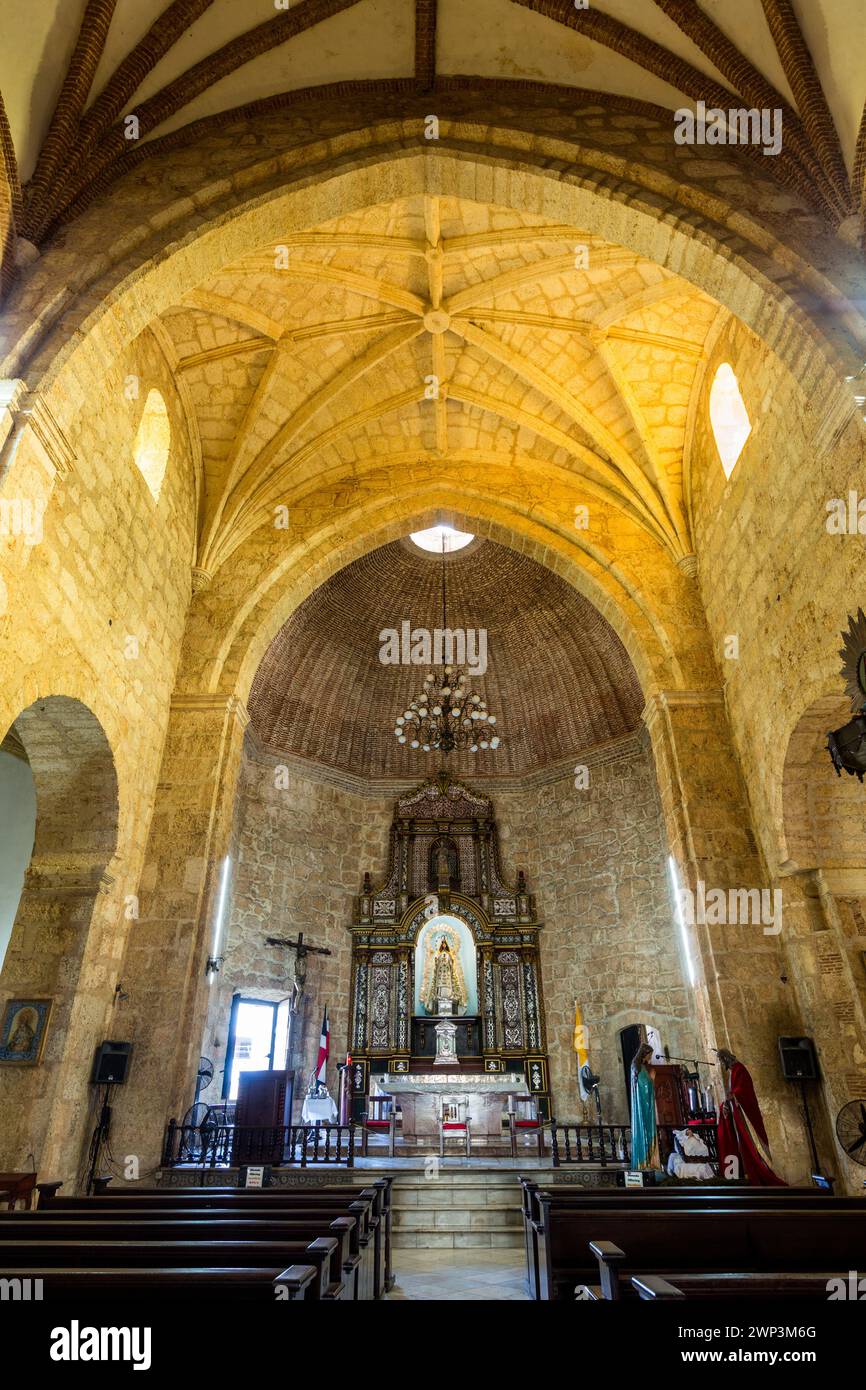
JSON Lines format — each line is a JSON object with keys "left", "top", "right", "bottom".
{"left": 247, "top": 534, "right": 645, "bottom": 776}
{"left": 154, "top": 191, "right": 717, "bottom": 573}
{"left": 1, "top": 0, "right": 864, "bottom": 301}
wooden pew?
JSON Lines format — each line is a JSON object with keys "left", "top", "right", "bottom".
{"left": 0, "top": 1237, "right": 345, "bottom": 1300}
{"left": 630, "top": 1270, "right": 839, "bottom": 1300}
{"left": 519, "top": 1179, "right": 853, "bottom": 1299}
{"left": 0, "top": 1264, "right": 319, "bottom": 1301}
{"left": 536, "top": 1205, "right": 866, "bottom": 1300}
{"left": 38, "top": 1178, "right": 394, "bottom": 1295}
{"left": 0, "top": 1213, "right": 367, "bottom": 1300}
{"left": 589, "top": 1246, "right": 841, "bottom": 1301}
{"left": 0, "top": 1173, "right": 37, "bottom": 1211}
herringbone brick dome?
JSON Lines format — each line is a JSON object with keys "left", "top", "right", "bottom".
{"left": 248, "top": 536, "right": 643, "bottom": 776}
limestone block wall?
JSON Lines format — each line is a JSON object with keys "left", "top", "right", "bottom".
{"left": 689, "top": 314, "right": 866, "bottom": 1184}
{"left": 204, "top": 734, "right": 693, "bottom": 1129}
{"left": 200, "top": 743, "right": 394, "bottom": 1112}
{"left": 494, "top": 740, "right": 697, "bottom": 1125}
{"left": 0, "top": 327, "right": 196, "bottom": 1180}
{"left": 690, "top": 314, "right": 866, "bottom": 876}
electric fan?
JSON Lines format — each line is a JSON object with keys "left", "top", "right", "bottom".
{"left": 835, "top": 1100, "right": 866, "bottom": 1166}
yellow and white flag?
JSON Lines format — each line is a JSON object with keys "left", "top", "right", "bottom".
{"left": 573, "top": 1002, "right": 592, "bottom": 1100}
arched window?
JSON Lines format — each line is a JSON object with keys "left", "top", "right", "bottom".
{"left": 133, "top": 389, "right": 170, "bottom": 501}
{"left": 709, "top": 362, "right": 751, "bottom": 478}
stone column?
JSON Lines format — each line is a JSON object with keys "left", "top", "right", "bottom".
{"left": 643, "top": 690, "right": 805, "bottom": 1179}
{"left": 110, "top": 694, "right": 249, "bottom": 1173}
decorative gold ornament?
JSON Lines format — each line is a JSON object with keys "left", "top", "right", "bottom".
{"left": 839, "top": 608, "right": 866, "bottom": 710}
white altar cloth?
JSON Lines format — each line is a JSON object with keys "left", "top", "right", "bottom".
{"left": 301, "top": 1094, "right": 338, "bottom": 1123}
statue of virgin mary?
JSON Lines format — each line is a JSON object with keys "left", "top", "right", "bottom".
{"left": 419, "top": 931, "right": 468, "bottom": 1016}
{"left": 629, "top": 1042, "right": 661, "bottom": 1169}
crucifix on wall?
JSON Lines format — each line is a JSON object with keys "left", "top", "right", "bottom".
{"left": 265, "top": 931, "right": 332, "bottom": 1065}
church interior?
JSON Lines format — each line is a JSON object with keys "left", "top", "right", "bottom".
{"left": 1, "top": 0, "right": 866, "bottom": 1329}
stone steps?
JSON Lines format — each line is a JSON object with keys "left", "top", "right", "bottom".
{"left": 391, "top": 1171, "right": 523, "bottom": 1248}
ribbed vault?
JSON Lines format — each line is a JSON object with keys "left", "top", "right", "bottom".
{"left": 247, "top": 535, "right": 645, "bottom": 776}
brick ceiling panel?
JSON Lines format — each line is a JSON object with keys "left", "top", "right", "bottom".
{"left": 248, "top": 535, "right": 644, "bottom": 777}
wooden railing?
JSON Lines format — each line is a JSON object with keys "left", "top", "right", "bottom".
{"left": 161, "top": 1120, "right": 356, "bottom": 1169}
{"left": 549, "top": 1121, "right": 718, "bottom": 1171}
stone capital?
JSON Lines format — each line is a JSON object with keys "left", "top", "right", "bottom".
{"left": 170, "top": 692, "right": 251, "bottom": 731}
{"left": 190, "top": 567, "right": 213, "bottom": 593}
{"left": 641, "top": 687, "right": 724, "bottom": 736}
{"left": 0, "top": 383, "right": 75, "bottom": 481}
{"left": 23, "top": 854, "right": 114, "bottom": 898}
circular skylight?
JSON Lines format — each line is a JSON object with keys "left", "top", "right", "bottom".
{"left": 409, "top": 524, "right": 475, "bottom": 554}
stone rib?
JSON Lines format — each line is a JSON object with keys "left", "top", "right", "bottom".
{"left": 0, "top": 88, "right": 21, "bottom": 299}
{"left": 27, "top": 0, "right": 216, "bottom": 242}
{"left": 651, "top": 0, "right": 846, "bottom": 220}
{"left": 855, "top": 102, "right": 866, "bottom": 235}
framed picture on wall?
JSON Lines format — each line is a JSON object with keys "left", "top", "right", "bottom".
{"left": 0, "top": 998, "right": 53, "bottom": 1066}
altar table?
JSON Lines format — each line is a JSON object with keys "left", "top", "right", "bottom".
{"left": 375, "top": 1072, "right": 528, "bottom": 1147}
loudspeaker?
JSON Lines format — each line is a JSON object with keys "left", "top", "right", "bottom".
{"left": 92, "top": 1040, "right": 133, "bottom": 1085}
{"left": 778, "top": 1035, "right": 818, "bottom": 1081}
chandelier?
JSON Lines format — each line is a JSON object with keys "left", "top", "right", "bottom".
{"left": 393, "top": 531, "right": 501, "bottom": 755}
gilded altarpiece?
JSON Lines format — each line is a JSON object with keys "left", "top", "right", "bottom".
{"left": 348, "top": 774, "right": 550, "bottom": 1118}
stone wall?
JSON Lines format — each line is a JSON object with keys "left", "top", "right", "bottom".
{"left": 200, "top": 743, "right": 394, "bottom": 1113}
{"left": 0, "top": 326, "right": 196, "bottom": 1179}
{"left": 689, "top": 315, "right": 866, "bottom": 1186}
{"left": 204, "top": 734, "right": 694, "bottom": 1128}
{"left": 495, "top": 740, "right": 697, "bottom": 1124}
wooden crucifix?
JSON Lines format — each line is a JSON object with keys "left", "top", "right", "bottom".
{"left": 265, "top": 931, "right": 332, "bottom": 1014}
{"left": 265, "top": 932, "right": 332, "bottom": 1072}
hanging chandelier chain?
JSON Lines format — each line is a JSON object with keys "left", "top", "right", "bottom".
{"left": 392, "top": 526, "right": 502, "bottom": 757}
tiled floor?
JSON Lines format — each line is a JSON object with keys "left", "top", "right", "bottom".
{"left": 385, "top": 1248, "right": 530, "bottom": 1300}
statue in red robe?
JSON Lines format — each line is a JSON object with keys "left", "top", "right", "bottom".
{"left": 716, "top": 1048, "right": 786, "bottom": 1185}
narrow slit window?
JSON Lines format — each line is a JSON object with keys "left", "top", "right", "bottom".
{"left": 709, "top": 362, "right": 751, "bottom": 478}
{"left": 133, "top": 389, "right": 170, "bottom": 501}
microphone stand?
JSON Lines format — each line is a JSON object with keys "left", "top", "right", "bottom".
{"left": 664, "top": 1056, "right": 719, "bottom": 1121}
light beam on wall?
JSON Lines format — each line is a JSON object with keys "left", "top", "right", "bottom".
{"left": 668, "top": 854, "right": 696, "bottom": 988}
{"left": 206, "top": 854, "right": 231, "bottom": 982}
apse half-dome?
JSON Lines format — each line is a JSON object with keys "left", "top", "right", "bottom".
{"left": 247, "top": 537, "right": 644, "bottom": 777}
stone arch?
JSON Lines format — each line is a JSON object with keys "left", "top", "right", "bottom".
{"left": 6, "top": 133, "right": 864, "bottom": 441}
{"left": 196, "top": 488, "right": 699, "bottom": 709}
{"left": 779, "top": 690, "right": 862, "bottom": 874}
{"left": 0, "top": 695, "right": 119, "bottom": 1175}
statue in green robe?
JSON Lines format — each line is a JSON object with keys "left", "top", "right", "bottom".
{"left": 630, "top": 1042, "right": 661, "bottom": 1169}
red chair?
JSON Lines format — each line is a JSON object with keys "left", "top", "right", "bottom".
{"left": 361, "top": 1096, "right": 396, "bottom": 1157}
{"left": 439, "top": 1100, "right": 471, "bottom": 1157}
{"left": 508, "top": 1096, "right": 544, "bottom": 1157}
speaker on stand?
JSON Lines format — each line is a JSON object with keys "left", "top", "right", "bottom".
{"left": 778, "top": 1036, "right": 823, "bottom": 1180}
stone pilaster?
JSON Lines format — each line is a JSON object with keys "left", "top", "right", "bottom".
{"left": 109, "top": 693, "right": 250, "bottom": 1172}
{"left": 642, "top": 689, "right": 807, "bottom": 1179}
